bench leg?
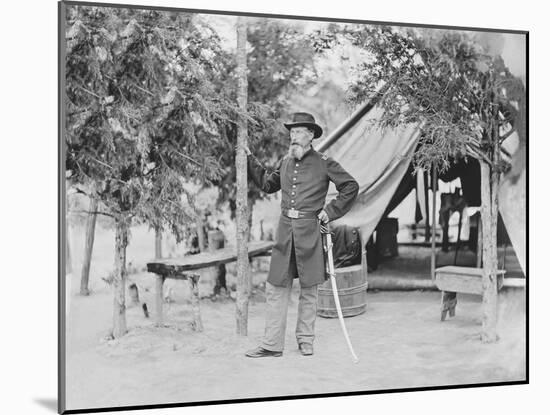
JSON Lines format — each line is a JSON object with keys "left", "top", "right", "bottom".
{"left": 189, "top": 274, "right": 203, "bottom": 332}
{"left": 440, "top": 291, "right": 447, "bottom": 321}
{"left": 155, "top": 275, "right": 165, "bottom": 326}
{"left": 440, "top": 291, "right": 457, "bottom": 321}
{"left": 449, "top": 300, "right": 456, "bottom": 317}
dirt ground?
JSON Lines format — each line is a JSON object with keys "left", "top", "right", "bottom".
{"left": 63, "top": 224, "right": 526, "bottom": 411}
{"left": 65, "top": 275, "right": 526, "bottom": 411}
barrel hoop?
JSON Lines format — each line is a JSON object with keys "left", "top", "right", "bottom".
{"left": 318, "top": 282, "right": 368, "bottom": 295}
{"left": 318, "top": 304, "right": 367, "bottom": 313}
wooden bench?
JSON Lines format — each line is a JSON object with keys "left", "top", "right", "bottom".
{"left": 434, "top": 266, "right": 506, "bottom": 321}
{"left": 146, "top": 241, "right": 274, "bottom": 331}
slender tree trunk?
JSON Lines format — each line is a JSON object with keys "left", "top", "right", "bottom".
{"left": 235, "top": 17, "right": 250, "bottom": 336}
{"left": 430, "top": 168, "right": 437, "bottom": 281}
{"left": 476, "top": 214, "right": 483, "bottom": 268}
{"left": 80, "top": 196, "right": 98, "bottom": 295}
{"left": 480, "top": 161, "right": 498, "bottom": 342}
{"left": 196, "top": 213, "right": 206, "bottom": 252}
{"left": 424, "top": 170, "right": 430, "bottom": 243}
{"left": 155, "top": 226, "right": 162, "bottom": 259}
{"left": 480, "top": 88, "right": 500, "bottom": 343}
{"left": 112, "top": 217, "right": 129, "bottom": 338}
{"left": 260, "top": 219, "right": 264, "bottom": 240}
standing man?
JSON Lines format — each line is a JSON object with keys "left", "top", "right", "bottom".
{"left": 244, "top": 112, "right": 359, "bottom": 357}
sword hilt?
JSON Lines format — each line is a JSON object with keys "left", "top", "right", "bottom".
{"left": 319, "top": 217, "right": 331, "bottom": 235}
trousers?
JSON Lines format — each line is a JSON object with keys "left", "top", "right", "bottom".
{"left": 261, "top": 281, "right": 319, "bottom": 352}
{"left": 261, "top": 242, "right": 319, "bottom": 352}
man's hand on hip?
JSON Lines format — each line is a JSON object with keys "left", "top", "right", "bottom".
{"left": 317, "top": 209, "right": 329, "bottom": 224}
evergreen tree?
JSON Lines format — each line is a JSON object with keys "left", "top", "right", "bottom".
{"left": 65, "top": 5, "right": 237, "bottom": 337}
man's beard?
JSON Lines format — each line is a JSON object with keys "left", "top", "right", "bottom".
{"left": 288, "top": 143, "right": 306, "bottom": 160}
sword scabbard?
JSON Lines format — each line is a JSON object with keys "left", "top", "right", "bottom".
{"left": 321, "top": 223, "right": 359, "bottom": 363}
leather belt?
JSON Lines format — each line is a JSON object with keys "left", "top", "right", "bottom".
{"left": 282, "top": 208, "right": 318, "bottom": 219}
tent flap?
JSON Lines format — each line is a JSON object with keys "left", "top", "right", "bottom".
{"left": 321, "top": 108, "right": 420, "bottom": 241}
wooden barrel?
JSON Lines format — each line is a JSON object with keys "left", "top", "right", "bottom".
{"left": 317, "top": 264, "right": 368, "bottom": 318}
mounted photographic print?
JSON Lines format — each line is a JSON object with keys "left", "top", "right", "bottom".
{"left": 59, "top": 0, "right": 528, "bottom": 413}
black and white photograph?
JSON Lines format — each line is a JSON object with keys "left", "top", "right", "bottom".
{"left": 7, "top": 0, "right": 550, "bottom": 413}
{"left": 56, "top": 0, "right": 530, "bottom": 413}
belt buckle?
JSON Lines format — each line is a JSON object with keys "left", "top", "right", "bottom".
{"left": 287, "top": 208, "right": 299, "bottom": 219}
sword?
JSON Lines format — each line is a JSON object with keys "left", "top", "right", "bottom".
{"left": 321, "top": 222, "right": 360, "bottom": 363}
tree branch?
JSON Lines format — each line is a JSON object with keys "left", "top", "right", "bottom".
{"left": 71, "top": 185, "right": 90, "bottom": 196}
{"left": 68, "top": 209, "right": 114, "bottom": 218}
{"left": 465, "top": 143, "right": 493, "bottom": 165}
{"left": 77, "top": 84, "right": 102, "bottom": 99}
{"left": 174, "top": 150, "right": 202, "bottom": 167}
{"left": 90, "top": 157, "right": 113, "bottom": 170}
{"left": 131, "top": 82, "right": 154, "bottom": 97}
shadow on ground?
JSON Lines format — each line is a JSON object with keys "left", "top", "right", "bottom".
{"left": 34, "top": 398, "right": 57, "bottom": 412}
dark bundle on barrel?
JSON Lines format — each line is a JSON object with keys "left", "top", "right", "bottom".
{"left": 330, "top": 225, "right": 362, "bottom": 268}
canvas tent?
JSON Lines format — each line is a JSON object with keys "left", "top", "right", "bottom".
{"left": 316, "top": 100, "right": 526, "bottom": 275}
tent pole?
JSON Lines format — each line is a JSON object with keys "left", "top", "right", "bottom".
{"left": 431, "top": 168, "right": 438, "bottom": 281}
{"left": 424, "top": 170, "right": 430, "bottom": 242}
{"left": 476, "top": 215, "right": 483, "bottom": 268}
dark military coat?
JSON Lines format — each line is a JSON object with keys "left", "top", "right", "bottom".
{"left": 248, "top": 148, "right": 358, "bottom": 288}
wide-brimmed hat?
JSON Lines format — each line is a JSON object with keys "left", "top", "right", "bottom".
{"left": 284, "top": 112, "right": 323, "bottom": 139}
